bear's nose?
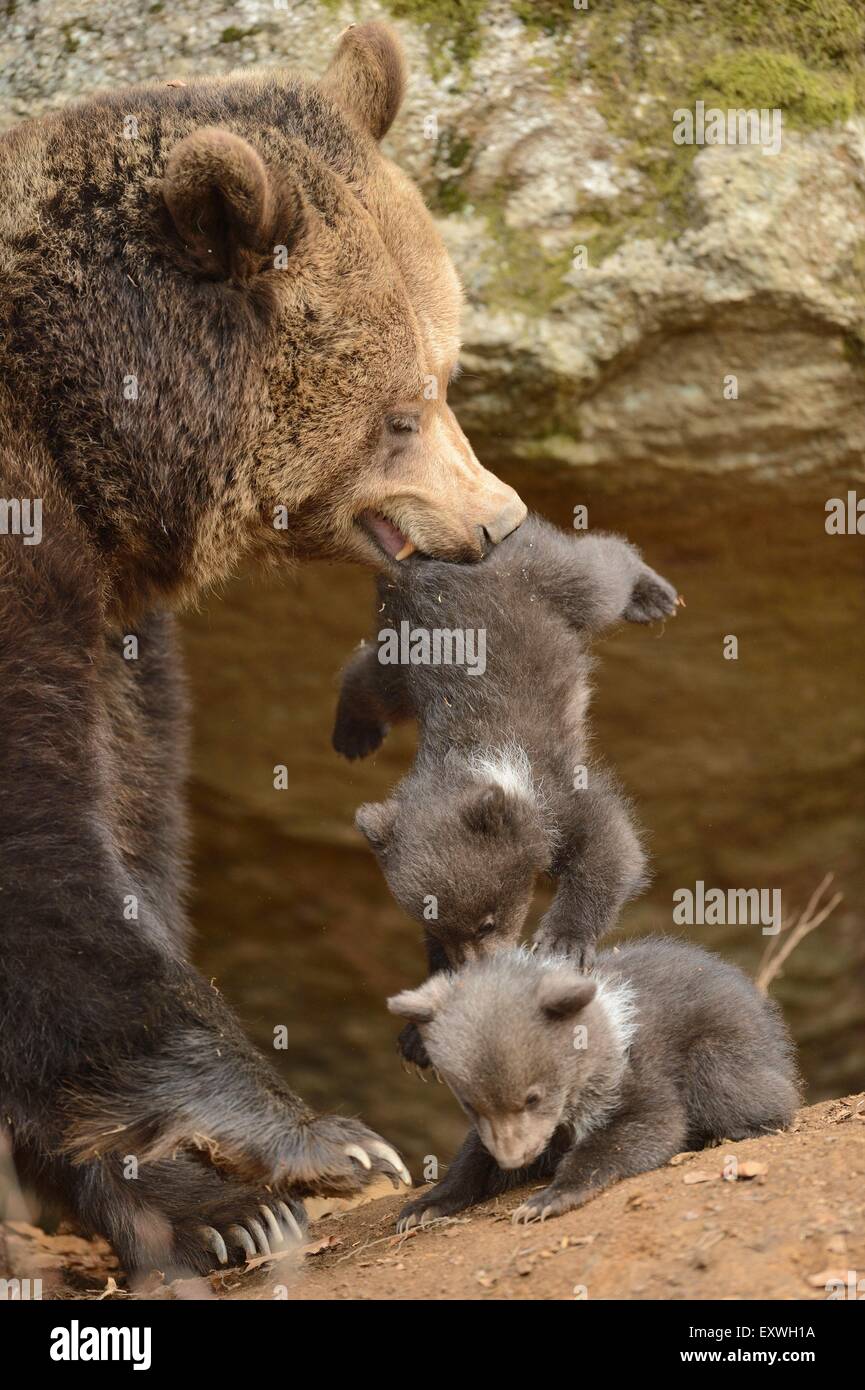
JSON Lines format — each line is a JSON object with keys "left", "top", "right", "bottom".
{"left": 481, "top": 496, "right": 527, "bottom": 547}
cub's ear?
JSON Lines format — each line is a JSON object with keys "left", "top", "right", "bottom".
{"left": 462, "top": 785, "right": 519, "bottom": 837}
{"left": 320, "top": 21, "right": 406, "bottom": 140}
{"left": 163, "top": 127, "right": 304, "bottom": 280}
{"left": 387, "top": 975, "right": 450, "bottom": 1024}
{"left": 356, "top": 799, "right": 398, "bottom": 852}
{"left": 537, "top": 974, "right": 596, "bottom": 1023}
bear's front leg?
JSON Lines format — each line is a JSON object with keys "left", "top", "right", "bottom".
{"left": 535, "top": 770, "right": 647, "bottom": 964}
{"left": 67, "top": 1150, "right": 310, "bottom": 1277}
{"left": 512, "top": 1094, "right": 687, "bottom": 1225}
{"left": 397, "top": 1129, "right": 511, "bottom": 1231}
{"left": 57, "top": 948, "right": 411, "bottom": 1199}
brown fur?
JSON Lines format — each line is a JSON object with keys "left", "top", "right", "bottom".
{"left": 0, "top": 23, "right": 517, "bottom": 1278}
{"left": 0, "top": 21, "right": 524, "bottom": 618}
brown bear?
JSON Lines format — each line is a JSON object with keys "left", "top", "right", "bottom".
{"left": 0, "top": 21, "right": 525, "bottom": 1277}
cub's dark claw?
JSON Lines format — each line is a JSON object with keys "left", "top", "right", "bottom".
{"left": 624, "top": 566, "right": 679, "bottom": 625}
{"left": 396, "top": 1201, "right": 441, "bottom": 1234}
{"left": 578, "top": 941, "right": 597, "bottom": 972}
{"left": 397, "top": 1021, "right": 431, "bottom": 1071}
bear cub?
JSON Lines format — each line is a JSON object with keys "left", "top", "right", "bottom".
{"left": 388, "top": 937, "right": 800, "bottom": 1227}
{"left": 333, "top": 513, "right": 679, "bottom": 1061}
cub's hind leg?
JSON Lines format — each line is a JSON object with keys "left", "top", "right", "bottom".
{"left": 685, "top": 1043, "right": 800, "bottom": 1148}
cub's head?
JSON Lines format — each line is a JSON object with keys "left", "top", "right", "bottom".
{"left": 357, "top": 760, "right": 550, "bottom": 966}
{"left": 389, "top": 952, "right": 608, "bottom": 1169}
{"left": 0, "top": 22, "right": 523, "bottom": 603}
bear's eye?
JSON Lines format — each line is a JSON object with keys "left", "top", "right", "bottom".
{"left": 477, "top": 915, "right": 496, "bottom": 938}
{"left": 387, "top": 413, "right": 420, "bottom": 436}
{"left": 524, "top": 1090, "right": 542, "bottom": 1111}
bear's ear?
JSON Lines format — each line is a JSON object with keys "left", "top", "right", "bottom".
{"left": 356, "top": 799, "right": 398, "bottom": 852}
{"left": 163, "top": 127, "right": 304, "bottom": 280}
{"left": 319, "top": 21, "right": 406, "bottom": 141}
{"left": 537, "top": 974, "right": 596, "bottom": 1023}
{"left": 387, "top": 975, "right": 450, "bottom": 1024}
{"left": 462, "top": 785, "right": 518, "bottom": 837}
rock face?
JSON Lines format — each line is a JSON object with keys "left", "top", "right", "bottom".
{"left": 2, "top": 1, "right": 863, "bottom": 1162}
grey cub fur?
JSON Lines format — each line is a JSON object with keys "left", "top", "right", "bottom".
{"left": 333, "top": 514, "right": 679, "bottom": 1063}
{"left": 389, "top": 937, "right": 800, "bottom": 1227}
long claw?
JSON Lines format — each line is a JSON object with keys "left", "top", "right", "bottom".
{"left": 365, "top": 1139, "right": 411, "bottom": 1187}
{"left": 247, "top": 1217, "right": 271, "bottom": 1255}
{"left": 344, "top": 1143, "right": 372, "bottom": 1170}
{"left": 226, "top": 1224, "right": 256, "bottom": 1261}
{"left": 277, "top": 1200, "right": 305, "bottom": 1242}
{"left": 414, "top": 1063, "right": 428, "bottom": 1083}
{"left": 260, "top": 1205, "right": 284, "bottom": 1248}
{"left": 200, "top": 1225, "right": 228, "bottom": 1266}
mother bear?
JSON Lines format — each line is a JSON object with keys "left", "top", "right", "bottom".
{"left": 0, "top": 22, "right": 524, "bottom": 1276}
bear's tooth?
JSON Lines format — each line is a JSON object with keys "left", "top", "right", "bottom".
{"left": 395, "top": 539, "right": 417, "bottom": 561}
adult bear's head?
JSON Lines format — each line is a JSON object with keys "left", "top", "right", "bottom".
{"left": 0, "top": 22, "right": 524, "bottom": 608}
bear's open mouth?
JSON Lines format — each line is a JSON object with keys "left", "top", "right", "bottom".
{"left": 357, "top": 509, "right": 417, "bottom": 561}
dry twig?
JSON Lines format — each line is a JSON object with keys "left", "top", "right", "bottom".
{"left": 755, "top": 874, "right": 842, "bottom": 994}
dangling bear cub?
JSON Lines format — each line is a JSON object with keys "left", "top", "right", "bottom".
{"left": 333, "top": 514, "right": 679, "bottom": 1063}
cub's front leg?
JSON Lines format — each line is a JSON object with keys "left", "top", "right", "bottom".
{"left": 512, "top": 1092, "right": 687, "bottom": 1224}
{"left": 534, "top": 770, "right": 647, "bottom": 965}
{"left": 397, "top": 1129, "right": 526, "bottom": 1230}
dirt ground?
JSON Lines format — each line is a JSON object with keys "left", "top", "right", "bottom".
{"left": 3, "top": 1093, "right": 863, "bottom": 1302}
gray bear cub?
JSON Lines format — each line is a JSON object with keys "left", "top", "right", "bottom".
{"left": 333, "top": 514, "right": 680, "bottom": 1060}
{"left": 388, "top": 937, "right": 800, "bottom": 1227}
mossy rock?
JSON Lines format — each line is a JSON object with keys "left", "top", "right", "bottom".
{"left": 700, "top": 49, "right": 856, "bottom": 127}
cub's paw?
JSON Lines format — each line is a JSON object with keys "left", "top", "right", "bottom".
{"left": 396, "top": 1178, "right": 478, "bottom": 1233}
{"left": 534, "top": 918, "right": 596, "bottom": 973}
{"left": 166, "top": 1193, "right": 307, "bottom": 1276}
{"left": 396, "top": 1197, "right": 444, "bottom": 1234}
{"left": 397, "top": 1021, "right": 432, "bottom": 1075}
{"left": 624, "top": 565, "right": 680, "bottom": 625}
{"left": 331, "top": 712, "right": 386, "bottom": 761}
{"left": 283, "top": 1114, "right": 411, "bottom": 1196}
{"left": 511, "top": 1185, "right": 588, "bottom": 1225}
